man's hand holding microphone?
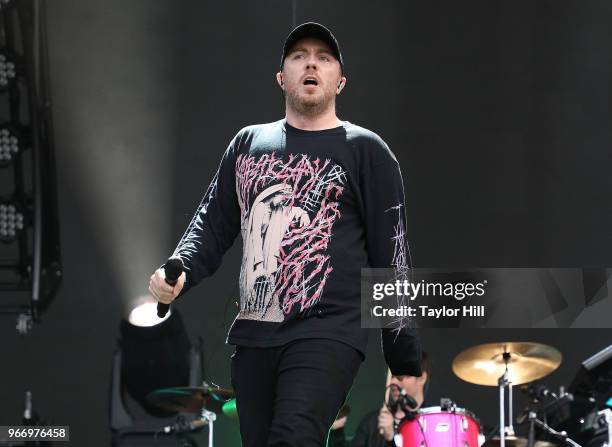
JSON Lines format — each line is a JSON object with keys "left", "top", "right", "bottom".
{"left": 149, "top": 256, "right": 186, "bottom": 317}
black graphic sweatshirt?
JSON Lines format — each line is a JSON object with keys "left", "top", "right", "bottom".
{"left": 173, "top": 119, "right": 421, "bottom": 375}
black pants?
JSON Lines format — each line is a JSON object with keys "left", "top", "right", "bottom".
{"left": 230, "top": 338, "right": 363, "bottom": 447}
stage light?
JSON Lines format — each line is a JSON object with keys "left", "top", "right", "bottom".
{"left": 120, "top": 301, "right": 192, "bottom": 417}
{"left": 0, "top": 202, "right": 24, "bottom": 242}
{"left": 111, "top": 300, "right": 204, "bottom": 445}
{"left": 128, "top": 299, "right": 172, "bottom": 327}
{"left": 0, "top": 125, "right": 22, "bottom": 166}
{"left": 0, "top": 51, "right": 17, "bottom": 90}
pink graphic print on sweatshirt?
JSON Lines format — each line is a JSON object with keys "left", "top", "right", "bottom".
{"left": 235, "top": 152, "right": 346, "bottom": 322}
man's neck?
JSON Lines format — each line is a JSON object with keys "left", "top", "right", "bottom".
{"left": 414, "top": 391, "right": 425, "bottom": 409}
{"left": 285, "top": 106, "right": 342, "bottom": 131}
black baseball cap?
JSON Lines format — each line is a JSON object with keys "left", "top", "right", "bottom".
{"left": 280, "top": 22, "right": 344, "bottom": 72}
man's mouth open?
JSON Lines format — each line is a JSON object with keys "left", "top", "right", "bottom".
{"left": 303, "top": 77, "right": 319, "bottom": 86}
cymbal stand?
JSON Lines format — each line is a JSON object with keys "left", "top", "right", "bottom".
{"left": 526, "top": 411, "right": 581, "bottom": 447}
{"left": 498, "top": 352, "right": 516, "bottom": 447}
{"left": 201, "top": 408, "right": 216, "bottom": 447}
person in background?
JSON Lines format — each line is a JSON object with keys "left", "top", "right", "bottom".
{"left": 329, "top": 352, "right": 431, "bottom": 447}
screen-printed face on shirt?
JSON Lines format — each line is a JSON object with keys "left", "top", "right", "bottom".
{"left": 278, "top": 37, "right": 344, "bottom": 115}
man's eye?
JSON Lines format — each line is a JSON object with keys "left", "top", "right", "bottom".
{"left": 320, "top": 55, "right": 330, "bottom": 61}
{"left": 293, "top": 54, "right": 303, "bottom": 59}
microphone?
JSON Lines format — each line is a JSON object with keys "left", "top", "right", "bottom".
{"left": 157, "top": 256, "right": 184, "bottom": 318}
{"left": 399, "top": 389, "right": 418, "bottom": 411}
{"left": 386, "top": 384, "right": 418, "bottom": 413}
{"left": 523, "top": 383, "right": 558, "bottom": 402}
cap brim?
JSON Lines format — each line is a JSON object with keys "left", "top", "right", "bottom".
{"left": 281, "top": 22, "right": 343, "bottom": 69}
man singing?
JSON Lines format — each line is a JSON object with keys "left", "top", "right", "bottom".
{"left": 149, "top": 22, "right": 422, "bottom": 447}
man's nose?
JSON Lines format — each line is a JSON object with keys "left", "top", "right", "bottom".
{"left": 305, "top": 55, "right": 318, "bottom": 69}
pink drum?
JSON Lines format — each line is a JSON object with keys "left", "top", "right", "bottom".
{"left": 399, "top": 406, "right": 481, "bottom": 447}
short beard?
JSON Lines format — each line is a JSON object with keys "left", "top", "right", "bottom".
{"left": 285, "top": 89, "right": 335, "bottom": 118}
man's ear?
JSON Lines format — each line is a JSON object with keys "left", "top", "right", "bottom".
{"left": 337, "top": 76, "right": 347, "bottom": 93}
{"left": 417, "top": 371, "right": 428, "bottom": 385}
{"left": 276, "top": 71, "right": 284, "bottom": 89}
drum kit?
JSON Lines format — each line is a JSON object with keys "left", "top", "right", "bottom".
{"left": 143, "top": 342, "right": 611, "bottom": 447}
{"left": 145, "top": 383, "right": 237, "bottom": 447}
{"left": 397, "top": 341, "right": 611, "bottom": 447}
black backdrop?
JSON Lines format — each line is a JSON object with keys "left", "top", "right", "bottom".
{"left": 1, "top": 1, "right": 611, "bottom": 446}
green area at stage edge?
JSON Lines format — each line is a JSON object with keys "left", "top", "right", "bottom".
{"left": 222, "top": 399, "right": 238, "bottom": 420}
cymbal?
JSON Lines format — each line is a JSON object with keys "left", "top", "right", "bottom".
{"left": 452, "top": 342, "right": 562, "bottom": 386}
{"left": 147, "top": 385, "right": 235, "bottom": 414}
